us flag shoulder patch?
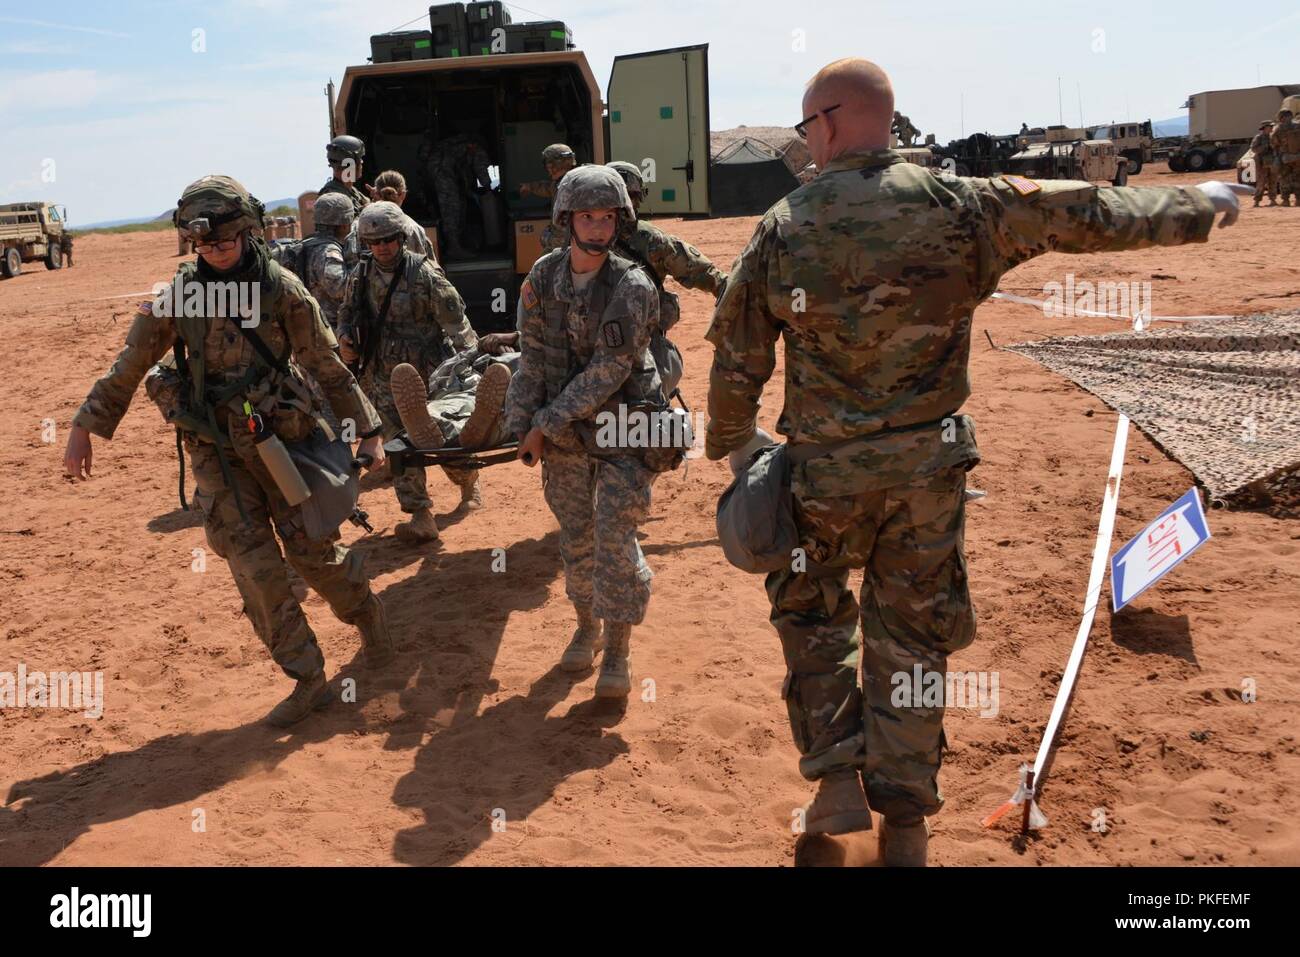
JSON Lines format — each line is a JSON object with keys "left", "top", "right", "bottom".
{"left": 1001, "top": 175, "right": 1042, "bottom": 197}
{"left": 521, "top": 279, "right": 538, "bottom": 310}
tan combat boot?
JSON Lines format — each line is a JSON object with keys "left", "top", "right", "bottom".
{"left": 800, "top": 769, "right": 873, "bottom": 835}
{"left": 458, "top": 361, "right": 512, "bottom": 450}
{"left": 395, "top": 507, "right": 440, "bottom": 543}
{"left": 351, "top": 593, "right": 395, "bottom": 668}
{"left": 391, "top": 363, "right": 445, "bottom": 450}
{"left": 879, "top": 816, "right": 931, "bottom": 866}
{"left": 594, "top": 622, "right": 632, "bottom": 698}
{"left": 559, "top": 603, "right": 605, "bottom": 672}
{"left": 265, "top": 671, "right": 330, "bottom": 727}
{"left": 449, "top": 469, "right": 483, "bottom": 511}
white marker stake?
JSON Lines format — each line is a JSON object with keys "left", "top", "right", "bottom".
{"left": 983, "top": 413, "right": 1130, "bottom": 832}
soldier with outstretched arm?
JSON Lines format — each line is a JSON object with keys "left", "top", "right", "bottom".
{"left": 705, "top": 57, "right": 1250, "bottom": 865}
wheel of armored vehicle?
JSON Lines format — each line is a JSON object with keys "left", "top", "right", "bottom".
{"left": 1168, "top": 154, "right": 1186, "bottom": 173}
{"left": 1112, "top": 165, "right": 1128, "bottom": 187}
{"left": 2, "top": 247, "right": 21, "bottom": 278}
{"left": 1185, "top": 149, "right": 1209, "bottom": 172}
{"left": 46, "top": 240, "right": 62, "bottom": 270}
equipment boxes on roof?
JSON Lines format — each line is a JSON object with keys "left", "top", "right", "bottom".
{"left": 466, "top": 1, "right": 511, "bottom": 54}
{"left": 370, "top": 31, "right": 433, "bottom": 63}
{"left": 505, "top": 22, "right": 573, "bottom": 54}
{"left": 428, "top": 3, "right": 468, "bottom": 58}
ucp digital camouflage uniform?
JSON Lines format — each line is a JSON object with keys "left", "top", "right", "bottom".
{"left": 74, "top": 237, "right": 383, "bottom": 684}
{"left": 504, "top": 247, "right": 662, "bottom": 623}
{"left": 337, "top": 223, "right": 477, "bottom": 513}
{"left": 426, "top": 134, "right": 491, "bottom": 249}
{"left": 706, "top": 148, "right": 1217, "bottom": 820}
{"left": 420, "top": 347, "right": 519, "bottom": 449}
{"left": 1250, "top": 128, "right": 1278, "bottom": 204}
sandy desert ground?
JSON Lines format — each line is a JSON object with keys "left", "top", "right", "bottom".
{"left": 1, "top": 167, "right": 1297, "bottom": 866}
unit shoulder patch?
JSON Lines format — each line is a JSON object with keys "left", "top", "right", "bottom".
{"left": 601, "top": 318, "right": 627, "bottom": 350}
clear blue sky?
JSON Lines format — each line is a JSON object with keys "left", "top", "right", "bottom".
{"left": 3, "top": 0, "right": 1296, "bottom": 225}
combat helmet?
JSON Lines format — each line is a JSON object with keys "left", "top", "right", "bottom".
{"left": 174, "top": 174, "right": 265, "bottom": 243}
{"left": 313, "top": 192, "right": 356, "bottom": 229}
{"left": 553, "top": 165, "right": 635, "bottom": 254}
{"left": 606, "top": 161, "right": 645, "bottom": 204}
{"left": 542, "top": 143, "right": 576, "bottom": 167}
{"left": 327, "top": 134, "right": 366, "bottom": 166}
{"left": 356, "top": 201, "right": 407, "bottom": 244}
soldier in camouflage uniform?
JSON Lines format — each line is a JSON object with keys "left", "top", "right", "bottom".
{"left": 422, "top": 133, "right": 492, "bottom": 260}
{"left": 891, "top": 111, "right": 919, "bottom": 147}
{"left": 1250, "top": 122, "right": 1278, "bottom": 207}
{"left": 337, "top": 202, "right": 479, "bottom": 542}
{"left": 371, "top": 170, "right": 436, "bottom": 261}
{"left": 390, "top": 347, "right": 517, "bottom": 453}
{"left": 706, "top": 58, "right": 1250, "bottom": 864}
{"left": 520, "top": 143, "right": 577, "bottom": 254}
{"left": 319, "top": 135, "right": 370, "bottom": 217}
{"left": 63, "top": 175, "right": 393, "bottom": 728}
{"left": 1271, "top": 110, "right": 1299, "bottom": 207}
{"left": 504, "top": 166, "right": 663, "bottom": 698}
{"left": 295, "top": 193, "right": 353, "bottom": 330}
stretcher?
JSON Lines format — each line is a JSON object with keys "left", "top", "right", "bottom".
{"left": 383, "top": 435, "right": 521, "bottom": 475}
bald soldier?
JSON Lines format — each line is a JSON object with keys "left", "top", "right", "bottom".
{"left": 706, "top": 58, "right": 1251, "bottom": 865}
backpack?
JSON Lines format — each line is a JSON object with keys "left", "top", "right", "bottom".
{"left": 269, "top": 235, "right": 337, "bottom": 288}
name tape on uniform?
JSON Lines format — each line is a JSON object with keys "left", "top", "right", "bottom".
{"left": 1110, "top": 487, "right": 1211, "bottom": 611}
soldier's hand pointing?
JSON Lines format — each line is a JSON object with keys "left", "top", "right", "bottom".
{"left": 64, "top": 424, "right": 93, "bottom": 480}
{"left": 1195, "top": 181, "right": 1254, "bottom": 228}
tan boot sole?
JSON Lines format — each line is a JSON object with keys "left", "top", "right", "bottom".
{"left": 459, "top": 362, "right": 511, "bottom": 450}
{"left": 391, "top": 363, "right": 445, "bottom": 450}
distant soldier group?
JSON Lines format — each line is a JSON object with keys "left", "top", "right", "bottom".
{"left": 1252, "top": 107, "right": 1300, "bottom": 207}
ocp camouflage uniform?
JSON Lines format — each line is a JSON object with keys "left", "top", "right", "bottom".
{"left": 706, "top": 149, "right": 1217, "bottom": 821}
{"left": 74, "top": 241, "right": 384, "bottom": 684}
{"left": 1250, "top": 130, "right": 1278, "bottom": 205}
{"left": 615, "top": 218, "right": 725, "bottom": 328}
{"left": 318, "top": 177, "right": 369, "bottom": 218}
{"left": 504, "top": 247, "right": 661, "bottom": 624}
{"left": 337, "top": 248, "right": 477, "bottom": 512}
{"left": 1271, "top": 117, "right": 1300, "bottom": 206}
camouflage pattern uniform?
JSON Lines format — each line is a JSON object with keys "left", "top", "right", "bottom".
{"left": 337, "top": 202, "right": 478, "bottom": 514}
{"left": 318, "top": 178, "right": 369, "bottom": 218}
{"left": 1250, "top": 127, "right": 1278, "bottom": 205}
{"left": 425, "top": 134, "right": 491, "bottom": 252}
{"left": 60, "top": 230, "right": 74, "bottom": 267}
{"left": 74, "top": 180, "right": 385, "bottom": 687}
{"left": 615, "top": 218, "right": 725, "bottom": 316}
{"left": 531, "top": 145, "right": 576, "bottom": 254}
{"left": 504, "top": 245, "right": 661, "bottom": 624}
{"left": 705, "top": 149, "right": 1218, "bottom": 820}
{"left": 1271, "top": 114, "right": 1300, "bottom": 206}
{"left": 418, "top": 348, "right": 519, "bottom": 449}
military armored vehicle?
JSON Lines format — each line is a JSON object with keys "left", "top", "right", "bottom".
{"left": 1088, "top": 120, "right": 1153, "bottom": 174}
{"left": 0, "top": 202, "right": 68, "bottom": 278}
{"left": 1005, "top": 137, "right": 1127, "bottom": 186}
{"left": 310, "top": 4, "right": 712, "bottom": 327}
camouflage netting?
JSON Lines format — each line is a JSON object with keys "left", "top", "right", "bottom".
{"left": 1007, "top": 313, "right": 1300, "bottom": 511}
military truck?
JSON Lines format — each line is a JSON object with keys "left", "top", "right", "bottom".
{"left": 1005, "top": 137, "right": 1127, "bottom": 186}
{"left": 1168, "top": 84, "right": 1300, "bottom": 172}
{"left": 0, "top": 202, "right": 68, "bottom": 278}
{"left": 930, "top": 132, "right": 1021, "bottom": 177}
{"left": 1087, "top": 120, "right": 1153, "bottom": 174}
{"left": 311, "top": 11, "right": 711, "bottom": 328}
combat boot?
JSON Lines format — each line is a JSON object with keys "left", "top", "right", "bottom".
{"left": 351, "top": 593, "right": 395, "bottom": 668}
{"left": 391, "top": 362, "right": 445, "bottom": 450}
{"left": 446, "top": 469, "right": 483, "bottom": 511}
{"left": 395, "top": 507, "right": 440, "bottom": 543}
{"left": 594, "top": 622, "right": 632, "bottom": 698}
{"left": 265, "top": 671, "right": 330, "bottom": 728}
{"left": 458, "top": 361, "right": 512, "bottom": 450}
{"left": 559, "top": 603, "right": 605, "bottom": 672}
{"left": 879, "top": 816, "right": 931, "bottom": 867}
{"left": 800, "top": 769, "right": 873, "bottom": 835}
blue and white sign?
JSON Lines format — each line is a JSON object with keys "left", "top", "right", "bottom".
{"left": 1111, "top": 488, "right": 1211, "bottom": 611}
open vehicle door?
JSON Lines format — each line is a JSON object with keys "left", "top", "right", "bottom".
{"left": 607, "top": 44, "right": 710, "bottom": 216}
